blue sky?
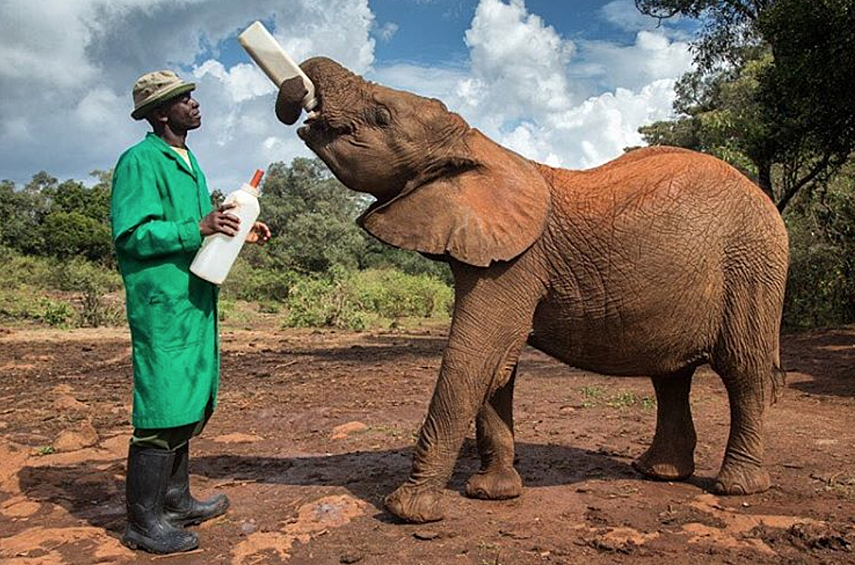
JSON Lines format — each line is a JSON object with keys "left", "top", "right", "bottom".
{"left": 0, "top": 0, "right": 697, "bottom": 191}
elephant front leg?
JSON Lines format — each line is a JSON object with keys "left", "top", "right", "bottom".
{"left": 385, "top": 265, "right": 541, "bottom": 522}
{"left": 465, "top": 366, "right": 522, "bottom": 500}
{"left": 633, "top": 369, "right": 697, "bottom": 481}
{"left": 384, "top": 350, "right": 487, "bottom": 523}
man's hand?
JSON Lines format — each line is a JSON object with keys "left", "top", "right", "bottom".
{"left": 200, "top": 203, "right": 240, "bottom": 237}
{"left": 246, "top": 222, "right": 271, "bottom": 245}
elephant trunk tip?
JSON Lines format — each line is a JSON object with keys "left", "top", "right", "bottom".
{"left": 276, "top": 76, "right": 310, "bottom": 126}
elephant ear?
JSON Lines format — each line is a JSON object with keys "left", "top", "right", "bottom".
{"left": 358, "top": 130, "right": 551, "bottom": 267}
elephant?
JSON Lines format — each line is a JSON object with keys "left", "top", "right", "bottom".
{"left": 275, "top": 57, "right": 789, "bottom": 524}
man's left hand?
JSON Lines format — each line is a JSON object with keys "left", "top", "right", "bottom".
{"left": 246, "top": 221, "right": 271, "bottom": 245}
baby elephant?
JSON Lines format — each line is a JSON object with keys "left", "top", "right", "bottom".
{"left": 276, "top": 57, "right": 789, "bottom": 523}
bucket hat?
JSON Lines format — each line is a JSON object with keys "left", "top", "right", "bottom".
{"left": 131, "top": 70, "right": 195, "bottom": 120}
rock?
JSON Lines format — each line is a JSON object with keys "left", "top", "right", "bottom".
{"left": 53, "top": 395, "right": 88, "bottom": 411}
{"left": 340, "top": 553, "right": 363, "bottom": 563}
{"left": 331, "top": 421, "right": 369, "bottom": 440}
{"left": 413, "top": 530, "right": 441, "bottom": 541}
{"left": 54, "top": 421, "right": 99, "bottom": 451}
{"left": 211, "top": 432, "right": 264, "bottom": 444}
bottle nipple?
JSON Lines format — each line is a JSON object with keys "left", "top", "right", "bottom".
{"left": 250, "top": 169, "right": 264, "bottom": 188}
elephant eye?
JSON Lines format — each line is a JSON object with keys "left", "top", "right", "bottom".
{"left": 370, "top": 106, "right": 391, "bottom": 127}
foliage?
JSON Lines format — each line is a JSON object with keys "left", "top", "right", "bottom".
{"left": 256, "top": 158, "right": 369, "bottom": 273}
{"left": 284, "top": 267, "right": 453, "bottom": 331}
{"left": 42, "top": 211, "right": 113, "bottom": 262}
{"left": 284, "top": 267, "right": 371, "bottom": 330}
{"left": 0, "top": 292, "right": 76, "bottom": 327}
{"left": 639, "top": 49, "right": 772, "bottom": 181}
{"left": 636, "top": 0, "right": 855, "bottom": 213}
{"left": 359, "top": 237, "right": 453, "bottom": 285}
{"left": 0, "top": 245, "right": 55, "bottom": 289}
{"left": 51, "top": 258, "right": 124, "bottom": 327}
{"left": 635, "top": 0, "right": 766, "bottom": 71}
{"left": 220, "top": 257, "right": 300, "bottom": 302}
{"left": 351, "top": 269, "right": 454, "bottom": 320}
{"left": 783, "top": 163, "right": 855, "bottom": 328}
{"left": 0, "top": 171, "right": 113, "bottom": 262}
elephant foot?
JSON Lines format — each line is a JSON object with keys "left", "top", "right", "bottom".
{"left": 713, "top": 463, "right": 770, "bottom": 495}
{"left": 633, "top": 445, "right": 695, "bottom": 481}
{"left": 465, "top": 467, "right": 522, "bottom": 500}
{"left": 384, "top": 483, "right": 444, "bottom": 523}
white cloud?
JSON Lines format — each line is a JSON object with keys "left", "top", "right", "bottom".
{"left": 572, "top": 31, "right": 693, "bottom": 94}
{"left": 463, "top": 0, "right": 576, "bottom": 123}
{"left": 0, "top": 0, "right": 693, "bottom": 191}
{"left": 601, "top": 0, "right": 661, "bottom": 32}
{"left": 0, "top": 0, "right": 375, "bottom": 189}
{"left": 376, "top": 22, "right": 400, "bottom": 42}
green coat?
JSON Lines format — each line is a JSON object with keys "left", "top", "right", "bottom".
{"left": 111, "top": 133, "right": 218, "bottom": 429}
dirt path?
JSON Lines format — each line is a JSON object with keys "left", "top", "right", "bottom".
{"left": 1, "top": 320, "right": 854, "bottom": 564}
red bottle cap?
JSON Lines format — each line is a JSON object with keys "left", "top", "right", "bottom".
{"left": 250, "top": 169, "right": 264, "bottom": 188}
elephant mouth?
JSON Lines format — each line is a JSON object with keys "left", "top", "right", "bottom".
{"left": 297, "top": 108, "right": 351, "bottom": 147}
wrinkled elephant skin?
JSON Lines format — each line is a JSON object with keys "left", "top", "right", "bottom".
{"left": 276, "top": 57, "right": 789, "bottom": 524}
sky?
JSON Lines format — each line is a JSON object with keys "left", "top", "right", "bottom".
{"left": 0, "top": 0, "right": 697, "bottom": 192}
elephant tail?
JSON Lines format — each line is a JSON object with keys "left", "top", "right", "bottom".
{"left": 768, "top": 347, "right": 787, "bottom": 405}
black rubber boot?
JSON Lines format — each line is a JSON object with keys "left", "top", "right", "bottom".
{"left": 164, "top": 442, "right": 230, "bottom": 526}
{"left": 122, "top": 446, "right": 199, "bottom": 554}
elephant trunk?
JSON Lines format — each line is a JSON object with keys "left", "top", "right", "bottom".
{"left": 276, "top": 76, "right": 309, "bottom": 125}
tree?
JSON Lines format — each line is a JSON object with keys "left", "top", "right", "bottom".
{"left": 253, "top": 157, "right": 369, "bottom": 273}
{"left": 636, "top": 0, "right": 855, "bottom": 212}
{"left": 0, "top": 174, "right": 52, "bottom": 254}
{"left": 41, "top": 211, "right": 112, "bottom": 262}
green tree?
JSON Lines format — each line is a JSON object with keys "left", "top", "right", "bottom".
{"left": 253, "top": 157, "right": 369, "bottom": 273}
{"left": 41, "top": 211, "right": 112, "bottom": 262}
{"left": 636, "top": 0, "right": 855, "bottom": 212}
{"left": 0, "top": 173, "right": 52, "bottom": 254}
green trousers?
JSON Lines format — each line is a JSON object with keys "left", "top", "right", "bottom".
{"left": 130, "top": 402, "right": 213, "bottom": 451}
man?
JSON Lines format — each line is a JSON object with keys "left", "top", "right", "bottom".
{"left": 111, "top": 70, "right": 270, "bottom": 554}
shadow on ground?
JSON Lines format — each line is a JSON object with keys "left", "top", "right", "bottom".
{"left": 18, "top": 439, "right": 650, "bottom": 530}
{"left": 782, "top": 329, "right": 855, "bottom": 398}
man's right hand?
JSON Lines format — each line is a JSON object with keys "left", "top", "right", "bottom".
{"left": 200, "top": 203, "right": 240, "bottom": 237}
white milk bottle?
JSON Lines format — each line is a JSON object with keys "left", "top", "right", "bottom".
{"left": 190, "top": 169, "right": 264, "bottom": 285}
{"left": 237, "top": 21, "right": 318, "bottom": 110}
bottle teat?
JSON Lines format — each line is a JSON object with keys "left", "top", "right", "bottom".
{"left": 245, "top": 169, "right": 264, "bottom": 195}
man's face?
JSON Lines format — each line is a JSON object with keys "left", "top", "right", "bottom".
{"left": 157, "top": 92, "right": 201, "bottom": 131}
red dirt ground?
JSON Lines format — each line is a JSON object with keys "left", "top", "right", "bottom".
{"left": 1, "top": 316, "right": 854, "bottom": 564}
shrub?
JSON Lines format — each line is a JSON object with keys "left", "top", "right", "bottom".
{"left": 283, "top": 267, "right": 453, "bottom": 331}
{"left": 0, "top": 293, "right": 75, "bottom": 327}
{"left": 283, "top": 268, "right": 370, "bottom": 331}
{"left": 51, "top": 259, "right": 123, "bottom": 327}
{"left": 0, "top": 248, "right": 54, "bottom": 289}
{"left": 221, "top": 259, "right": 299, "bottom": 302}
{"left": 351, "top": 269, "right": 453, "bottom": 319}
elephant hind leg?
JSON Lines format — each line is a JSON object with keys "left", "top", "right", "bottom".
{"left": 465, "top": 365, "right": 522, "bottom": 500}
{"left": 633, "top": 368, "right": 697, "bottom": 481}
{"left": 708, "top": 282, "right": 782, "bottom": 495}
{"left": 710, "top": 359, "right": 772, "bottom": 495}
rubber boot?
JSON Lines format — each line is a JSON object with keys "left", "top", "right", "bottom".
{"left": 122, "top": 445, "right": 199, "bottom": 554}
{"left": 164, "top": 442, "right": 230, "bottom": 526}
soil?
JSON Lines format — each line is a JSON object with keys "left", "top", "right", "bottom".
{"left": 1, "top": 315, "right": 854, "bottom": 564}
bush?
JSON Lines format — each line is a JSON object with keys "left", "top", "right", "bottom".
{"left": 283, "top": 267, "right": 370, "bottom": 330}
{"left": 220, "top": 258, "right": 299, "bottom": 302}
{"left": 51, "top": 259, "right": 123, "bottom": 327}
{"left": 0, "top": 247, "right": 54, "bottom": 289}
{"left": 0, "top": 292, "right": 75, "bottom": 327}
{"left": 351, "top": 269, "right": 453, "bottom": 319}
{"left": 283, "top": 267, "right": 453, "bottom": 331}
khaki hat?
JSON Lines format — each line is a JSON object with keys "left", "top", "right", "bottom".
{"left": 131, "top": 70, "right": 196, "bottom": 120}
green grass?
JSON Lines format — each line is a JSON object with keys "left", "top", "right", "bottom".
{"left": 579, "top": 387, "right": 655, "bottom": 410}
